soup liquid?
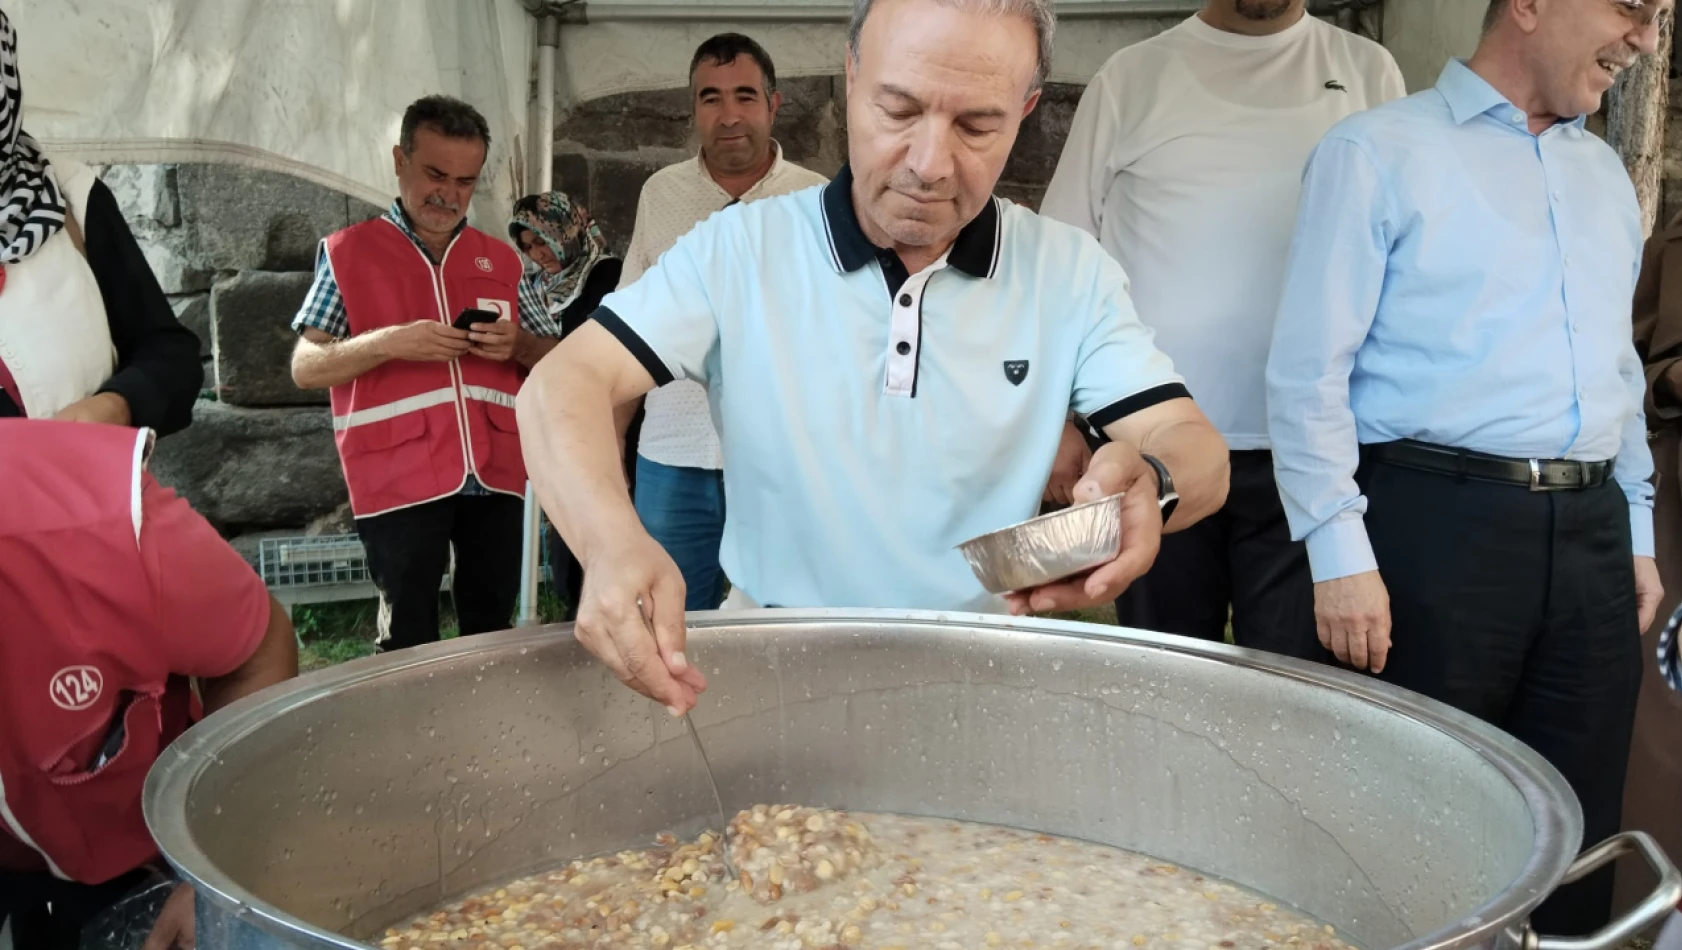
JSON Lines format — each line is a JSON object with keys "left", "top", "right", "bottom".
{"left": 383, "top": 808, "right": 1356, "bottom": 950}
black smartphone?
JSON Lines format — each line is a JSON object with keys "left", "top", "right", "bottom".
{"left": 453, "top": 307, "right": 498, "bottom": 331}
{"left": 90, "top": 691, "right": 135, "bottom": 771}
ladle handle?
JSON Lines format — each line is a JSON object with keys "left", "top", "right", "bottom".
{"left": 1527, "top": 832, "right": 1682, "bottom": 950}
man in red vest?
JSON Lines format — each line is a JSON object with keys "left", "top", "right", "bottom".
{"left": 0, "top": 418, "right": 299, "bottom": 949}
{"left": 290, "top": 96, "right": 559, "bottom": 651}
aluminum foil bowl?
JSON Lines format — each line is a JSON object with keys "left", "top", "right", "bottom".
{"left": 956, "top": 494, "right": 1123, "bottom": 594}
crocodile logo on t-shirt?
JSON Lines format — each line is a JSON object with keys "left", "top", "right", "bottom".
{"left": 1325, "top": 80, "right": 1347, "bottom": 92}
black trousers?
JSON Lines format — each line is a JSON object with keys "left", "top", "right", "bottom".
{"left": 1114, "top": 450, "right": 1323, "bottom": 660}
{"left": 355, "top": 493, "right": 524, "bottom": 651}
{"left": 542, "top": 409, "right": 645, "bottom": 624}
{"left": 545, "top": 524, "right": 583, "bottom": 623}
{"left": 0, "top": 868, "right": 149, "bottom": 950}
{"left": 1361, "top": 455, "right": 1641, "bottom": 936}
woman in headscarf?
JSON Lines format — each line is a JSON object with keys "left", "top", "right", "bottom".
{"left": 0, "top": 9, "right": 200, "bottom": 435}
{"left": 1621, "top": 212, "right": 1682, "bottom": 925}
{"left": 509, "top": 191, "right": 639, "bottom": 620}
{"left": 1648, "top": 603, "right": 1682, "bottom": 950}
{"left": 509, "top": 190, "right": 623, "bottom": 341}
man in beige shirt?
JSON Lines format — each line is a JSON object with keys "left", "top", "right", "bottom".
{"left": 622, "top": 33, "right": 827, "bottom": 611}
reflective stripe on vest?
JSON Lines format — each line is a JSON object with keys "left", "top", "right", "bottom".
{"left": 462, "top": 385, "right": 517, "bottom": 409}
{"left": 332, "top": 387, "right": 458, "bottom": 432}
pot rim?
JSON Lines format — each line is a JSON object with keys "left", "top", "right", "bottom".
{"left": 144, "top": 608, "right": 1582, "bottom": 950}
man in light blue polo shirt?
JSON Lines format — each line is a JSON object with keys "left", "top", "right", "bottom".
{"left": 517, "top": 0, "right": 1230, "bottom": 714}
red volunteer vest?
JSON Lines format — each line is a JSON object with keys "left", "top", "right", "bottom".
{"left": 324, "top": 217, "right": 527, "bottom": 517}
{"left": 0, "top": 421, "right": 195, "bottom": 884}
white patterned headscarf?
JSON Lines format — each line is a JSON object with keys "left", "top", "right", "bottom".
{"left": 0, "top": 9, "right": 64, "bottom": 265}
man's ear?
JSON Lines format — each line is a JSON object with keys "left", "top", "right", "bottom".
{"left": 1021, "top": 87, "right": 1042, "bottom": 121}
{"left": 1508, "top": 0, "right": 1544, "bottom": 34}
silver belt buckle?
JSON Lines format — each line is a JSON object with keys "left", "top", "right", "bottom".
{"left": 1528, "top": 458, "right": 1543, "bottom": 491}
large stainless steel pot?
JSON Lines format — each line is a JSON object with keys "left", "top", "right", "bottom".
{"left": 143, "top": 611, "right": 1681, "bottom": 950}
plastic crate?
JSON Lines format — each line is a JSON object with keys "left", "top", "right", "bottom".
{"left": 253, "top": 529, "right": 554, "bottom": 592}
{"left": 256, "top": 535, "right": 372, "bottom": 589}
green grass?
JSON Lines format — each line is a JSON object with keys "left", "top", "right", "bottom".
{"left": 292, "top": 587, "right": 574, "bottom": 672}
{"left": 535, "top": 586, "right": 570, "bottom": 624}
{"left": 298, "top": 635, "right": 380, "bottom": 671}
{"left": 1046, "top": 604, "right": 1119, "bottom": 626}
{"left": 291, "top": 591, "right": 1132, "bottom": 673}
{"left": 292, "top": 600, "right": 385, "bottom": 672}
{"left": 291, "top": 600, "right": 382, "bottom": 641}
{"left": 1043, "top": 603, "right": 1236, "bottom": 646}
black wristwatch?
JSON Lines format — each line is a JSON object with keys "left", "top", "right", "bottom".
{"left": 1140, "top": 453, "right": 1179, "bottom": 524}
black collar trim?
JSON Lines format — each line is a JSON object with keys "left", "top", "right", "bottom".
{"left": 820, "top": 165, "right": 1001, "bottom": 279}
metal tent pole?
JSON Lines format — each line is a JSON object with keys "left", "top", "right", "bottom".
{"left": 515, "top": 10, "right": 563, "bottom": 628}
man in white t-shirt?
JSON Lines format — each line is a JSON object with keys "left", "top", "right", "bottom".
{"left": 1041, "top": 0, "right": 1404, "bottom": 659}
{"left": 621, "top": 33, "right": 828, "bottom": 611}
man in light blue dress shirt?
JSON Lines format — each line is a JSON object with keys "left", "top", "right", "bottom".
{"left": 1267, "top": 0, "right": 1669, "bottom": 934}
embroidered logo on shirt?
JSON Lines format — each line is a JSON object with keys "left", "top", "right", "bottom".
{"left": 475, "top": 256, "right": 494, "bottom": 272}
{"left": 49, "top": 666, "right": 104, "bottom": 711}
{"left": 476, "top": 298, "right": 512, "bottom": 321}
{"left": 1325, "top": 80, "right": 1347, "bottom": 92}
{"left": 1004, "top": 361, "right": 1030, "bottom": 386}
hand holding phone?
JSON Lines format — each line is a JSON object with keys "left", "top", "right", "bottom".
{"left": 383, "top": 321, "right": 473, "bottom": 362}
{"left": 466, "top": 317, "right": 518, "bottom": 363}
{"left": 453, "top": 307, "right": 499, "bottom": 332}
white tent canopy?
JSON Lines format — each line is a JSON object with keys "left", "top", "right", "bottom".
{"left": 20, "top": 0, "right": 1204, "bottom": 228}
{"left": 19, "top": 0, "right": 533, "bottom": 227}
{"left": 552, "top": 1, "right": 1193, "bottom": 106}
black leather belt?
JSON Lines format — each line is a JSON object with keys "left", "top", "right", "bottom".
{"left": 1367, "top": 440, "right": 1614, "bottom": 491}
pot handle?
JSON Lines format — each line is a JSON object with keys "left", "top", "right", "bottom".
{"left": 1526, "top": 832, "right": 1682, "bottom": 950}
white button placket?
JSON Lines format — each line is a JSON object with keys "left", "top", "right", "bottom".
{"left": 883, "top": 258, "right": 948, "bottom": 397}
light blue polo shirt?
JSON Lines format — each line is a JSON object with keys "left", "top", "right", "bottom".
{"left": 595, "top": 166, "right": 1187, "bottom": 612}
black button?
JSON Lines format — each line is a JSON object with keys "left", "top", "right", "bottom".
{"left": 898, "top": 293, "right": 913, "bottom": 307}
{"left": 895, "top": 341, "right": 911, "bottom": 356}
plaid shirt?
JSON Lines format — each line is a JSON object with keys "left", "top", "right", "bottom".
{"left": 291, "top": 200, "right": 556, "bottom": 339}
{"left": 293, "top": 201, "right": 551, "bottom": 497}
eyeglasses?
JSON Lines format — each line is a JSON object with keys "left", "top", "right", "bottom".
{"left": 1611, "top": 0, "right": 1674, "bottom": 29}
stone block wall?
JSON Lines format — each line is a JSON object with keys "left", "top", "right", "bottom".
{"left": 104, "top": 165, "right": 382, "bottom": 367}
{"left": 550, "top": 77, "right": 1086, "bottom": 252}
{"left": 211, "top": 271, "right": 321, "bottom": 408}
{"left": 100, "top": 163, "right": 383, "bottom": 535}
{"left": 145, "top": 400, "right": 345, "bottom": 532}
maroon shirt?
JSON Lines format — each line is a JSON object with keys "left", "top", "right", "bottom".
{"left": 0, "top": 419, "right": 269, "bottom": 882}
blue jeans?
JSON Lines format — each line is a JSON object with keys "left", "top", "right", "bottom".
{"left": 634, "top": 457, "right": 728, "bottom": 611}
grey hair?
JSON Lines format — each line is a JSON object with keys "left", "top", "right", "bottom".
{"left": 847, "top": 0, "right": 1055, "bottom": 92}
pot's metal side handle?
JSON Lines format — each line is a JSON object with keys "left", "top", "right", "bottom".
{"left": 1526, "top": 832, "right": 1682, "bottom": 950}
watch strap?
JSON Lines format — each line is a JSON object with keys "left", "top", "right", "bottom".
{"left": 1140, "top": 452, "right": 1179, "bottom": 523}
